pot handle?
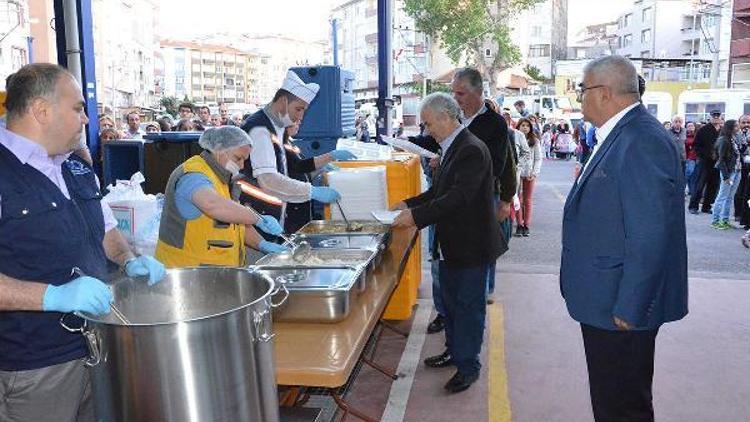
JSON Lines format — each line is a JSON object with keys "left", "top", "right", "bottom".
{"left": 270, "top": 281, "right": 289, "bottom": 309}
{"left": 59, "top": 314, "right": 101, "bottom": 367}
{"left": 253, "top": 309, "right": 276, "bottom": 343}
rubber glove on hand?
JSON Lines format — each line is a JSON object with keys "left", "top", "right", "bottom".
{"left": 255, "top": 214, "right": 283, "bottom": 236}
{"left": 330, "top": 149, "right": 357, "bottom": 161}
{"left": 43, "top": 276, "right": 112, "bottom": 316}
{"left": 311, "top": 186, "right": 341, "bottom": 204}
{"left": 259, "top": 240, "right": 291, "bottom": 254}
{"left": 323, "top": 163, "right": 340, "bottom": 173}
{"left": 125, "top": 255, "right": 166, "bottom": 286}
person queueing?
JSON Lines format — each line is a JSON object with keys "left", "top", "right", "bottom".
{"left": 155, "top": 126, "right": 287, "bottom": 268}
{"left": 0, "top": 63, "right": 166, "bottom": 421}
{"left": 240, "top": 70, "right": 353, "bottom": 231}
{"left": 392, "top": 93, "right": 507, "bottom": 393}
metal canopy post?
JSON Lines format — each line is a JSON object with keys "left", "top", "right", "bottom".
{"left": 376, "top": 0, "right": 393, "bottom": 140}
{"left": 53, "top": 0, "right": 100, "bottom": 168}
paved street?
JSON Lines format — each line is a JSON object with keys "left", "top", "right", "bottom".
{"left": 317, "top": 158, "right": 750, "bottom": 422}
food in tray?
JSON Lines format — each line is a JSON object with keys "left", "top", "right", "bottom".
{"left": 299, "top": 221, "right": 388, "bottom": 234}
{"left": 262, "top": 255, "right": 364, "bottom": 267}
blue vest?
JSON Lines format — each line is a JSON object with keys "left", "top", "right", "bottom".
{"left": 0, "top": 144, "right": 108, "bottom": 371}
{"left": 240, "top": 110, "right": 286, "bottom": 221}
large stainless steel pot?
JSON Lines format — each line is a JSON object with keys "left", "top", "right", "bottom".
{"left": 62, "top": 267, "right": 288, "bottom": 422}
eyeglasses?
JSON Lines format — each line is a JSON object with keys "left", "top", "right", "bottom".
{"left": 576, "top": 83, "right": 607, "bottom": 102}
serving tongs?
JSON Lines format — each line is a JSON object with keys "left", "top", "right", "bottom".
{"left": 246, "top": 205, "right": 311, "bottom": 261}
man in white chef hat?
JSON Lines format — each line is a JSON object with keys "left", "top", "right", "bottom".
{"left": 239, "top": 69, "right": 356, "bottom": 234}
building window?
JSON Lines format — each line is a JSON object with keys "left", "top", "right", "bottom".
{"left": 642, "top": 7, "right": 652, "bottom": 23}
{"left": 10, "top": 47, "right": 27, "bottom": 71}
{"left": 623, "top": 34, "right": 633, "bottom": 48}
{"left": 624, "top": 13, "right": 632, "bottom": 27}
{"left": 484, "top": 48, "right": 492, "bottom": 58}
{"left": 641, "top": 29, "right": 651, "bottom": 44}
{"left": 528, "top": 44, "right": 550, "bottom": 58}
{"left": 641, "top": 50, "right": 651, "bottom": 58}
{"left": 531, "top": 26, "right": 542, "bottom": 37}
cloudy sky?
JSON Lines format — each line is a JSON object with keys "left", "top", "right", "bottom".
{"left": 159, "top": 0, "right": 633, "bottom": 43}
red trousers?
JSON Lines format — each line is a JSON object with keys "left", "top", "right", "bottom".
{"left": 517, "top": 177, "right": 536, "bottom": 227}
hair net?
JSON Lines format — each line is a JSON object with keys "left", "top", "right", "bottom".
{"left": 198, "top": 126, "right": 253, "bottom": 152}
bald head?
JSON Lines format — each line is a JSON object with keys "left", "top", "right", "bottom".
{"left": 580, "top": 55, "right": 641, "bottom": 126}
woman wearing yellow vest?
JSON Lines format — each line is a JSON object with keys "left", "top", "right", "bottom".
{"left": 155, "top": 126, "right": 288, "bottom": 268}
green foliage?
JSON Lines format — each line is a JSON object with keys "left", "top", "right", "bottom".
{"left": 524, "top": 64, "right": 546, "bottom": 82}
{"left": 403, "top": 0, "right": 543, "bottom": 81}
{"left": 402, "top": 79, "right": 453, "bottom": 96}
{"left": 159, "top": 96, "right": 179, "bottom": 117}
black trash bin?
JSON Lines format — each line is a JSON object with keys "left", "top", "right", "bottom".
{"left": 142, "top": 132, "right": 203, "bottom": 194}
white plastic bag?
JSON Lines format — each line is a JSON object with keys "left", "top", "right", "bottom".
{"left": 327, "top": 166, "right": 389, "bottom": 220}
{"left": 102, "top": 172, "right": 162, "bottom": 255}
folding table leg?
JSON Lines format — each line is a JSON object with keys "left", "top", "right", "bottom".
{"left": 362, "top": 356, "right": 399, "bottom": 381}
{"left": 331, "top": 393, "right": 378, "bottom": 422}
{"left": 379, "top": 320, "right": 409, "bottom": 338}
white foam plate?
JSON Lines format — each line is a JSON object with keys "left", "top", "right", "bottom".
{"left": 370, "top": 210, "right": 401, "bottom": 224}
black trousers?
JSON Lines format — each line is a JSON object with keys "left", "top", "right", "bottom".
{"left": 688, "top": 159, "right": 719, "bottom": 212}
{"left": 734, "top": 166, "right": 750, "bottom": 220}
{"left": 581, "top": 324, "right": 659, "bottom": 422}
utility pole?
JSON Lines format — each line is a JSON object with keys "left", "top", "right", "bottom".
{"left": 700, "top": 0, "right": 726, "bottom": 88}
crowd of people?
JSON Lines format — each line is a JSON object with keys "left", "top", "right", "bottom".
{"left": 95, "top": 102, "right": 246, "bottom": 144}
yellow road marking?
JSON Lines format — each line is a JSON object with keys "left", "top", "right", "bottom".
{"left": 488, "top": 303, "right": 512, "bottom": 422}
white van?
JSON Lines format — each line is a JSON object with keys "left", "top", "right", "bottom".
{"left": 677, "top": 89, "right": 750, "bottom": 123}
{"left": 642, "top": 91, "right": 673, "bottom": 123}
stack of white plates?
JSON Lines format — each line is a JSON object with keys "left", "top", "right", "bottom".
{"left": 327, "top": 166, "right": 388, "bottom": 220}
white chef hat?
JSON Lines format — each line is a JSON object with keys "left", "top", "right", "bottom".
{"left": 280, "top": 70, "right": 320, "bottom": 105}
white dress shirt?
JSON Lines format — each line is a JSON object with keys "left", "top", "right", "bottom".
{"left": 580, "top": 103, "right": 639, "bottom": 181}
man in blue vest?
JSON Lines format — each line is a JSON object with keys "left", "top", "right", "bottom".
{"left": 0, "top": 63, "right": 166, "bottom": 421}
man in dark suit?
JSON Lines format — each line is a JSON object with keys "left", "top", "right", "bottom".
{"left": 688, "top": 110, "right": 723, "bottom": 214}
{"left": 407, "top": 68, "right": 517, "bottom": 333}
{"left": 393, "top": 93, "right": 507, "bottom": 393}
{"left": 561, "top": 56, "right": 688, "bottom": 421}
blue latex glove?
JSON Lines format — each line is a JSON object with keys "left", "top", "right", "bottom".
{"left": 125, "top": 255, "right": 166, "bottom": 286}
{"left": 43, "top": 276, "right": 113, "bottom": 316}
{"left": 330, "top": 149, "right": 357, "bottom": 161}
{"left": 259, "top": 240, "right": 291, "bottom": 254}
{"left": 255, "top": 214, "right": 283, "bottom": 236}
{"left": 311, "top": 186, "right": 341, "bottom": 204}
{"left": 323, "top": 163, "right": 340, "bottom": 173}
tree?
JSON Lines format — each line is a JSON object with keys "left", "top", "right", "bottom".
{"left": 403, "top": 0, "right": 543, "bottom": 95}
{"left": 159, "top": 96, "right": 179, "bottom": 118}
{"left": 524, "top": 64, "right": 547, "bottom": 83}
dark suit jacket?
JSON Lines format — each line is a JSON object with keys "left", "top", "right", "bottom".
{"left": 560, "top": 105, "right": 688, "bottom": 330}
{"left": 405, "top": 128, "right": 507, "bottom": 268}
{"left": 693, "top": 123, "right": 719, "bottom": 162}
{"left": 408, "top": 106, "right": 517, "bottom": 202}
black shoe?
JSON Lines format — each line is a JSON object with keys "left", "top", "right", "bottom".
{"left": 514, "top": 225, "right": 523, "bottom": 237}
{"left": 444, "top": 371, "right": 480, "bottom": 393}
{"left": 522, "top": 226, "right": 530, "bottom": 237}
{"left": 427, "top": 314, "right": 445, "bottom": 334}
{"left": 688, "top": 208, "right": 699, "bottom": 215}
{"left": 424, "top": 350, "right": 453, "bottom": 368}
{"left": 702, "top": 209, "right": 712, "bottom": 214}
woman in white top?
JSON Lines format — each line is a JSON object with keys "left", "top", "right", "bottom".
{"left": 514, "top": 118, "right": 543, "bottom": 236}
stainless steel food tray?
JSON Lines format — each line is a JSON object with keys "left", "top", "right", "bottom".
{"left": 252, "top": 266, "right": 361, "bottom": 323}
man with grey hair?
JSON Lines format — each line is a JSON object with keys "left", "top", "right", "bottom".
{"left": 0, "top": 63, "right": 166, "bottom": 421}
{"left": 562, "top": 56, "right": 688, "bottom": 421}
{"left": 393, "top": 92, "right": 507, "bottom": 393}
{"left": 668, "top": 115, "right": 687, "bottom": 172}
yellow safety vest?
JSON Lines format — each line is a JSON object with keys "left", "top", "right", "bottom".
{"left": 155, "top": 155, "right": 246, "bottom": 268}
